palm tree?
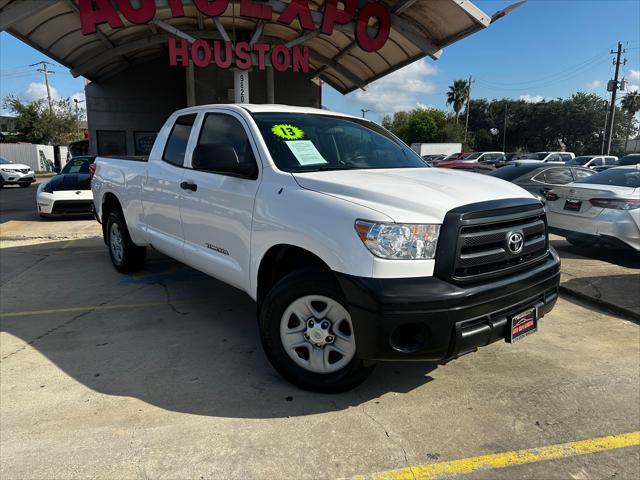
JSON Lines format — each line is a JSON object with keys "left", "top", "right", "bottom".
{"left": 621, "top": 92, "right": 640, "bottom": 150}
{"left": 621, "top": 91, "right": 640, "bottom": 116}
{"left": 446, "top": 79, "right": 469, "bottom": 122}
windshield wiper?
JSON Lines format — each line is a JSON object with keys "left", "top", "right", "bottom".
{"left": 293, "top": 165, "right": 358, "bottom": 172}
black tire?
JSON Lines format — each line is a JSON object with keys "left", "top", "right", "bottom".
{"left": 106, "top": 210, "right": 146, "bottom": 273}
{"left": 259, "top": 269, "right": 375, "bottom": 393}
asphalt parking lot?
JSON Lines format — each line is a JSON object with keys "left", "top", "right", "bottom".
{"left": 1, "top": 182, "right": 639, "bottom": 479}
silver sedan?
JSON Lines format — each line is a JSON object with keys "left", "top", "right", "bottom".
{"left": 546, "top": 166, "right": 640, "bottom": 250}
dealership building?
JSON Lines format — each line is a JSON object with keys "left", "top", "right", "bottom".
{"left": 1, "top": 0, "right": 512, "bottom": 156}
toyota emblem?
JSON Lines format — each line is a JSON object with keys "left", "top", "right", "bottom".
{"left": 507, "top": 231, "right": 524, "bottom": 255}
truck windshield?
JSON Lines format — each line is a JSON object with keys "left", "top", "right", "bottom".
{"left": 251, "top": 113, "right": 427, "bottom": 172}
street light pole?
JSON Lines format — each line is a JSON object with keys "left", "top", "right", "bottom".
{"left": 361, "top": 108, "right": 370, "bottom": 118}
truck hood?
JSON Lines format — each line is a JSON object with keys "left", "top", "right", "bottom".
{"left": 292, "top": 168, "right": 535, "bottom": 223}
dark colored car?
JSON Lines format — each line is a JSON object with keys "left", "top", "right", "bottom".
{"left": 436, "top": 161, "right": 495, "bottom": 173}
{"left": 36, "top": 156, "right": 96, "bottom": 218}
{"left": 618, "top": 154, "right": 640, "bottom": 166}
{"left": 488, "top": 163, "right": 595, "bottom": 201}
{"left": 494, "top": 152, "right": 527, "bottom": 167}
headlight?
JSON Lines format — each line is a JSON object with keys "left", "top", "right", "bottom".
{"left": 355, "top": 220, "right": 440, "bottom": 259}
{"left": 43, "top": 182, "right": 53, "bottom": 193}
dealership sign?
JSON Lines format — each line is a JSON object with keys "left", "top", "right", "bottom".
{"left": 79, "top": 0, "right": 392, "bottom": 72}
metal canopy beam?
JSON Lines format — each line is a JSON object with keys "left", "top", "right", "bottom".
{"left": 0, "top": 0, "right": 57, "bottom": 31}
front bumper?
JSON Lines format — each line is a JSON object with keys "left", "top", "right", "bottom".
{"left": 336, "top": 249, "right": 560, "bottom": 361}
{"left": 547, "top": 209, "right": 640, "bottom": 251}
{"left": 37, "top": 190, "right": 94, "bottom": 217}
{"left": 1, "top": 171, "right": 35, "bottom": 184}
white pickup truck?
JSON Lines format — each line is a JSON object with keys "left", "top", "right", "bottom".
{"left": 92, "top": 104, "right": 560, "bottom": 392}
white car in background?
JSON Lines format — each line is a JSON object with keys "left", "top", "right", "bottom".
{"left": 516, "top": 152, "right": 575, "bottom": 164}
{"left": 36, "top": 156, "right": 95, "bottom": 218}
{"left": 546, "top": 166, "right": 640, "bottom": 250}
{"left": 0, "top": 157, "right": 35, "bottom": 188}
{"left": 567, "top": 155, "right": 617, "bottom": 170}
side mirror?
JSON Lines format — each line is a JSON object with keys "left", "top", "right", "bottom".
{"left": 192, "top": 143, "right": 257, "bottom": 179}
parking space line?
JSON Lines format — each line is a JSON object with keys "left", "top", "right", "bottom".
{"left": 357, "top": 431, "right": 640, "bottom": 480}
{"left": 0, "top": 300, "right": 200, "bottom": 318}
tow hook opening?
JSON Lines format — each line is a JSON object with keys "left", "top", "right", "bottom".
{"left": 390, "top": 322, "right": 427, "bottom": 353}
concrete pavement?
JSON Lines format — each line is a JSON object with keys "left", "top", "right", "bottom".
{"left": 550, "top": 235, "right": 640, "bottom": 319}
{"left": 1, "top": 180, "right": 639, "bottom": 479}
{"left": 1, "top": 236, "right": 638, "bottom": 479}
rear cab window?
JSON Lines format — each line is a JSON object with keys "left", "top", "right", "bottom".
{"left": 163, "top": 114, "right": 197, "bottom": 166}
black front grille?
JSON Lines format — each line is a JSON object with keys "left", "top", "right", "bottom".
{"left": 434, "top": 199, "right": 549, "bottom": 284}
{"left": 52, "top": 200, "right": 93, "bottom": 215}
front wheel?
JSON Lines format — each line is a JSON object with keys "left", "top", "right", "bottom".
{"left": 106, "top": 210, "right": 146, "bottom": 273}
{"left": 259, "top": 270, "right": 375, "bottom": 392}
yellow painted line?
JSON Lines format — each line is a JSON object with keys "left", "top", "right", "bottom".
{"left": 0, "top": 300, "right": 200, "bottom": 318}
{"left": 360, "top": 431, "right": 640, "bottom": 480}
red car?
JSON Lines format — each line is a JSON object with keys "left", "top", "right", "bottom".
{"left": 435, "top": 161, "right": 495, "bottom": 173}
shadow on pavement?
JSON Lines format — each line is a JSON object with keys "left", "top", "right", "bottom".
{"left": 551, "top": 238, "right": 640, "bottom": 269}
{"left": 0, "top": 239, "right": 437, "bottom": 419}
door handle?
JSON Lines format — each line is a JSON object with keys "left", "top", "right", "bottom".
{"left": 180, "top": 181, "right": 197, "bottom": 192}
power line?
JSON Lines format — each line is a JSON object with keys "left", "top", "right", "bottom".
{"left": 475, "top": 52, "right": 609, "bottom": 88}
{"left": 475, "top": 57, "right": 610, "bottom": 92}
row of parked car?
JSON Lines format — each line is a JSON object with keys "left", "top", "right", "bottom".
{"left": 420, "top": 151, "right": 640, "bottom": 252}
{"left": 423, "top": 150, "right": 640, "bottom": 171}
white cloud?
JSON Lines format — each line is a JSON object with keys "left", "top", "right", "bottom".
{"left": 625, "top": 83, "right": 639, "bottom": 93}
{"left": 355, "top": 60, "right": 438, "bottom": 117}
{"left": 519, "top": 94, "right": 544, "bottom": 103}
{"left": 629, "top": 70, "right": 640, "bottom": 82}
{"left": 23, "top": 82, "right": 59, "bottom": 102}
{"left": 587, "top": 80, "right": 602, "bottom": 90}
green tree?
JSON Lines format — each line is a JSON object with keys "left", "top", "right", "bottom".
{"left": 621, "top": 91, "right": 640, "bottom": 116}
{"left": 2, "top": 95, "right": 81, "bottom": 145}
{"left": 383, "top": 108, "right": 447, "bottom": 145}
{"left": 446, "top": 79, "right": 469, "bottom": 122}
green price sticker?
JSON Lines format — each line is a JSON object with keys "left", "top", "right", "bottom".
{"left": 272, "top": 124, "right": 304, "bottom": 140}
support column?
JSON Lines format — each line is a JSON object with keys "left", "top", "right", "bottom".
{"left": 186, "top": 61, "right": 196, "bottom": 106}
{"left": 266, "top": 66, "right": 275, "bottom": 104}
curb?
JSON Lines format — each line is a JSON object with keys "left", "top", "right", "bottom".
{"left": 559, "top": 285, "right": 640, "bottom": 322}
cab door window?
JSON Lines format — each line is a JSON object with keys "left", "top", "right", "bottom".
{"left": 192, "top": 113, "right": 258, "bottom": 177}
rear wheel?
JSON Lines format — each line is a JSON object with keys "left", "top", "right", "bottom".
{"left": 106, "top": 210, "right": 146, "bottom": 273}
{"left": 259, "top": 269, "right": 375, "bottom": 392}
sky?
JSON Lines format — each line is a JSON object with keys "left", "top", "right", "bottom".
{"left": 1, "top": 0, "right": 639, "bottom": 122}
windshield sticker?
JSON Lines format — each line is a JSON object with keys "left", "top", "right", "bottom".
{"left": 285, "top": 140, "right": 328, "bottom": 166}
{"left": 272, "top": 124, "right": 304, "bottom": 140}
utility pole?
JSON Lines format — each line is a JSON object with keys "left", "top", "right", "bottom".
{"left": 361, "top": 108, "right": 370, "bottom": 118}
{"left": 604, "top": 42, "right": 625, "bottom": 155}
{"left": 502, "top": 102, "right": 508, "bottom": 152}
{"left": 30, "top": 61, "right": 56, "bottom": 114}
{"left": 74, "top": 98, "right": 85, "bottom": 139}
{"left": 464, "top": 75, "right": 473, "bottom": 144}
